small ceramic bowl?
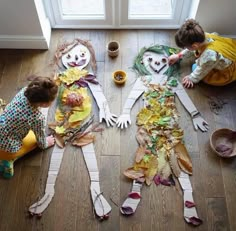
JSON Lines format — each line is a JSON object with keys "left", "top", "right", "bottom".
{"left": 112, "top": 70, "right": 127, "bottom": 85}
{"left": 210, "top": 128, "right": 236, "bottom": 158}
{"left": 107, "top": 41, "right": 120, "bottom": 58}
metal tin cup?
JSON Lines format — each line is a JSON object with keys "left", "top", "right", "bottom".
{"left": 107, "top": 41, "right": 120, "bottom": 58}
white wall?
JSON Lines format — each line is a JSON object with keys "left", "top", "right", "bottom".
{"left": 0, "top": 0, "right": 51, "bottom": 49}
{"left": 0, "top": 0, "right": 235, "bottom": 49}
{"left": 195, "top": 0, "right": 236, "bottom": 36}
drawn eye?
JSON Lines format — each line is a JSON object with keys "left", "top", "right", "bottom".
{"left": 66, "top": 54, "right": 71, "bottom": 59}
{"left": 80, "top": 53, "right": 85, "bottom": 57}
{"left": 162, "top": 58, "right": 167, "bottom": 63}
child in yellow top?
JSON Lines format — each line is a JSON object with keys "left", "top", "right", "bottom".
{"left": 168, "top": 19, "right": 236, "bottom": 88}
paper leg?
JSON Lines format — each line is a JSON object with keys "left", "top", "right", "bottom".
{"left": 81, "top": 143, "right": 111, "bottom": 219}
{"left": 178, "top": 172, "right": 203, "bottom": 226}
{"left": 28, "top": 146, "right": 64, "bottom": 216}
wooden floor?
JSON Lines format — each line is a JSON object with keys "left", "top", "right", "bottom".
{"left": 0, "top": 30, "right": 236, "bottom": 231}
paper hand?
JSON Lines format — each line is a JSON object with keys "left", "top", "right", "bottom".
{"left": 192, "top": 115, "right": 209, "bottom": 132}
{"left": 99, "top": 102, "right": 117, "bottom": 127}
{"left": 116, "top": 114, "right": 131, "bottom": 129}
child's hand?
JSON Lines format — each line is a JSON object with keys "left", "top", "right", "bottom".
{"left": 46, "top": 135, "right": 55, "bottom": 147}
{"left": 168, "top": 54, "right": 179, "bottom": 65}
{"left": 182, "top": 76, "right": 194, "bottom": 88}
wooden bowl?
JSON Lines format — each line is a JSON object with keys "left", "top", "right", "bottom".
{"left": 210, "top": 128, "right": 236, "bottom": 158}
{"left": 112, "top": 70, "right": 127, "bottom": 85}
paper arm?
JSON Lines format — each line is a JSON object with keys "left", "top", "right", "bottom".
{"left": 116, "top": 77, "right": 146, "bottom": 129}
{"left": 88, "top": 82, "right": 117, "bottom": 127}
{"left": 173, "top": 82, "right": 209, "bottom": 132}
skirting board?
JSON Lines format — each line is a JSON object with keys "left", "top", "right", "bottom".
{"left": 0, "top": 34, "right": 51, "bottom": 50}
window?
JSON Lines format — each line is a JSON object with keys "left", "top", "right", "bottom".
{"left": 44, "top": 0, "right": 192, "bottom": 29}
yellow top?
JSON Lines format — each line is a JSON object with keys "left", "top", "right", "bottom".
{"left": 205, "top": 33, "right": 236, "bottom": 61}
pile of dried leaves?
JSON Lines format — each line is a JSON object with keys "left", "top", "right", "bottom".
{"left": 124, "top": 83, "right": 192, "bottom": 186}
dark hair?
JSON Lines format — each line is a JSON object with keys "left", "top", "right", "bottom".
{"left": 175, "top": 19, "right": 206, "bottom": 48}
{"left": 24, "top": 76, "right": 58, "bottom": 104}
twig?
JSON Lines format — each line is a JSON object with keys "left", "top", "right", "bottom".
{"left": 65, "top": 115, "right": 94, "bottom": 142}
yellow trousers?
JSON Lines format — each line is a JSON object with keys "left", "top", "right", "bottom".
{"left": 0, "top": 130, "right": 37, "bottom": 160}
{"left": 203, "top": 61, "right": 236, "bottom": 86}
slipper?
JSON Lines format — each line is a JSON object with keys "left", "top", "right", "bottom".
{"left": 120, "top": 180, "right": 142, "bottom": 215}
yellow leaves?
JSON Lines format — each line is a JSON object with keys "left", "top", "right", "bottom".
{"left": 124, "top": 150, "right": 159, "bottom": 185}
{"left": 148, "top": 98, "right": 161, "bottom": 110}
{"left": 172, "top": 129, "right": 184, "bottom": 138}
{"left": 55, "top": 86, "right": 92, "bottom": 132}
{"left": 55, "top": 126, "right": 66, "bottom": 134}
{"left": 136, "top": 108, "right": 152, "bottom": 125}
{"left": 68, "top": 106, "right": 91, "bottom": 123}
{"left": 55, "top": 109, "right": 65, "bottom": 122}
{"left": 144, "top": 155, "right": 158, "bottom": 185}
{"left": 58, "top": 68, "right": 88, "bottom": 85}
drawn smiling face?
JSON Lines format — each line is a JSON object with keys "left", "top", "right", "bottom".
{"left": 142, "top": 51, "right": 169, "bottom": 75}
{"left": 61, "top": 44, "right": 91, "bottom": 70}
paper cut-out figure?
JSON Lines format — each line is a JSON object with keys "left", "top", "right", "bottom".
{"left": 29, "top": 39, "right": 116, "bottom": 220}
{"left": 117, "top": 46, "right": 208, "bottom": 226}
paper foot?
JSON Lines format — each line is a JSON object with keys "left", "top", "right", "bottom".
{"left": 120, "top": 180, "right": 142, "bottom": 215}
{"left": 28, "top": 193, "right": 53, "bottom": 216}
{"left": 90, "top": 182, "right": 111, "bottom": 219}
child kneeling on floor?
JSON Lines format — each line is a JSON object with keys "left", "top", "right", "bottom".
{"left": 168, "top": 19, "right": 236, "bottom": 88}
{"left": 0, "top": 76, "right": 58, "bottom": 178}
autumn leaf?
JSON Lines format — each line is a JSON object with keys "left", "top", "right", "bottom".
{"left": 68, "top": 106, "right": 91, "bottom": 123}
{"left": 136, "top": 108, "right": 152, "bottom": 125}
{"left": 72, "top": 133, "right": 95, "bottom": 147}
{"left": 185, "top": 201, "right": 196, "bottom": 208}
{"left": 54, "top": 133, "right": 65, "bottom": 148}
{"left": 135, "top": 146, "right": 146, "bottom": 163}
{"left": 174, "top": 142, "right": 193, "bottom": 174}
{"left": 123, "top": 167, "right": 145, "bottom": 180}
{"left": 128, "top": 192, "right": 141, "bottom": 199}
{"left": 55, "top": 126, "right": 66, "bottom": 134}
{"left": 55, "top": 109, "right": 65, "bottom": 122}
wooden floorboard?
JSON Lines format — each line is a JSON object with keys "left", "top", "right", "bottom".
{"left": 0, "top": 29, "right": 236, "bottom": 231}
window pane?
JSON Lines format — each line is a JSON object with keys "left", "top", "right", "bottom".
{"left": 61, "top": 0, "right": 105, "bottom": 19}
{"left": 129, "top": 0, "right": 173, "bottom": 19}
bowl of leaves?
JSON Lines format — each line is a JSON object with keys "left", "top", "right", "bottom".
{"left": 210, "top": 128, "right": 236, "bottom": 158}
{"left": 112, "top": 70, "right": 127, "bottom": 85}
